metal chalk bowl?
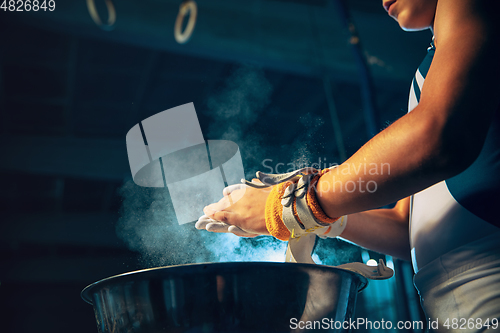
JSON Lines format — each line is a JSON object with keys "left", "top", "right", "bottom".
{"left": 81, "top": 261, "right": 390, "bottom": 333}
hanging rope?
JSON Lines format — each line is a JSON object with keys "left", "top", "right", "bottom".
{"left": 333, "top": 0, "right": 379, "bottom": 138}
{"left": 308, "top": 5, "right": 347, "bottom": 162}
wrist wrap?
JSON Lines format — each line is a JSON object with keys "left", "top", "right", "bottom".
{"left": 243, "top": 167, "right": 347, "bottom": 241}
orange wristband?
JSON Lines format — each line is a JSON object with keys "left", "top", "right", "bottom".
{"left": 265, "top": 182, "right": 291, "bottom": 241}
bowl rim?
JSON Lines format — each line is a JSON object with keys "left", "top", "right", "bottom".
{"left": 81, "top": 261, "right": 368, "bottom": 305}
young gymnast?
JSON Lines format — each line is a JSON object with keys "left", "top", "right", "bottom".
{"left": 197, "top": 1, "right": 500, "bottom": 331}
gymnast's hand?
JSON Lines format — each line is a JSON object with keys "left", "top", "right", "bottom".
{"left": 195, "top": 182, "right": 272, "bottom": 237}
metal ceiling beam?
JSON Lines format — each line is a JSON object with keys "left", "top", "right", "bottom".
{"left": 0, "top": 212, "right": 123, "bottom": 248}
{"left": 0, "top": 0, "right": 429, "bottom": 84}
{"left": 0, "top": 136, "right": 130, "bottom": 180}
{"left": 1, "top": 254, "right": 138, "bottom": 284}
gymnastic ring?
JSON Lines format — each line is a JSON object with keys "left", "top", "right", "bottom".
{"left": 174, "top": 1, "right": 197, "bottom": 44}
{"left": 86, "top": 0, "right": 116, "bottom": 31}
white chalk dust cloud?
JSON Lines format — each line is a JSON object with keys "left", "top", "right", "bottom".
{"left": 116, "top": 65, "right": 357, "bottom": 268}
{"left": 117, "top": 65, "right": 285, "bottom": 267}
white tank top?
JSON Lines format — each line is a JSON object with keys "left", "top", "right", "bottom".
{"left": 408, "top": 41, "right": 500, "bottom": 273}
